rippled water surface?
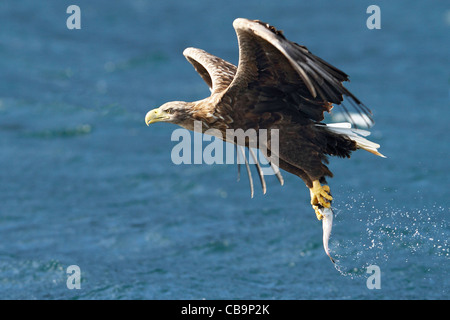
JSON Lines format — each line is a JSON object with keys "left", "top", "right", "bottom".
{"left": 0, "top": 0, "right": 448, "bottom": 299}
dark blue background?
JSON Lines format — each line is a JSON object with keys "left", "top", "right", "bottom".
{"left": 0, "top": 0, "right": 448, "bottom": 299}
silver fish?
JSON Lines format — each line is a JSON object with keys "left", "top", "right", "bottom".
{"left": 320, "top": 207, "right": 335, "bottom": 263}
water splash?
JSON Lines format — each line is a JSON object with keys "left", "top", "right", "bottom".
{"left": 328, "top": 195, "right": 448, "bottom": 279}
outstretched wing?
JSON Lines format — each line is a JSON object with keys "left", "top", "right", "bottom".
{"left": 183, "top": 47, "right": 237, "bottom": 94}
{"left": 224, "top": 18, "right": 373, "bottom": 127}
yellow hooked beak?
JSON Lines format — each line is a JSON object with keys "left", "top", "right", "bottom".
{"left": 145, "top": 108, "right": 169, "bottom": 126}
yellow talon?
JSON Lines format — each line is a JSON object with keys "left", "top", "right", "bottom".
{"left": 309, "top": 180, "right": 332, "bottom": 219}
{"left": 313, "top": 205, "right": 324, "bottom": 220}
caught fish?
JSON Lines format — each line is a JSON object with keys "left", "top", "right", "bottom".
{"left": 319, "top": 206, "right": 335, "bottom": 263}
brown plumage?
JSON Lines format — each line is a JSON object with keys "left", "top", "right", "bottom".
{"left": 145, "top": 18, "right": 384, "bottom": 220}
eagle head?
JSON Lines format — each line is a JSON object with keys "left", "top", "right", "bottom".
{"left": 145, "top": 101, "right": 194, "bottom": 128}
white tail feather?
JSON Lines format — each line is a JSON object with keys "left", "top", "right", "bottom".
{"left": 321, "top": 122, "right": 386, "bottom": 158}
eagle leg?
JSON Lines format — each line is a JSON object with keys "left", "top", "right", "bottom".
{"left": 309, "top": 180, "right": 332, "bottom": 220}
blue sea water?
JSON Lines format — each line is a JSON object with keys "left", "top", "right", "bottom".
{"left": 0, "top": 0, "right": 448, "bottom": 299}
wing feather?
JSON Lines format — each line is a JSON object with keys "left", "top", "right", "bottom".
{"left": 225, "top": 18, "right": 373, "bottom": 127}
{"left": 183, "top": 47, "right": 237, "bottom": 93}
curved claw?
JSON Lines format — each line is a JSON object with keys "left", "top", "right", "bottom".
{"left": 310, "top": 181, "right": 333, "bottom": 220}
{"left": 313, "top": 204, "right": 324, "bottom": 220}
